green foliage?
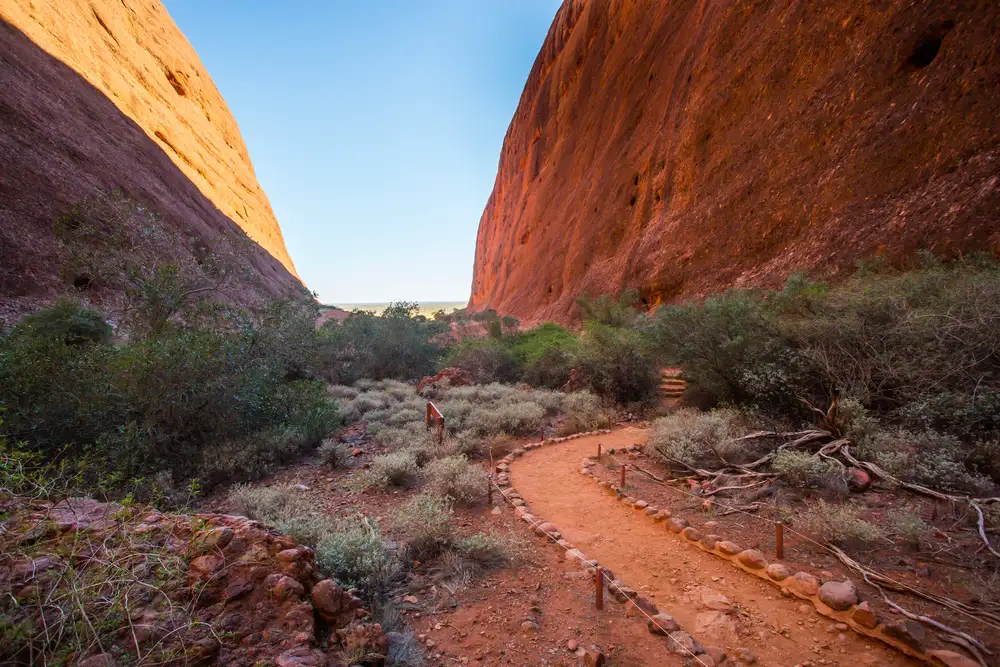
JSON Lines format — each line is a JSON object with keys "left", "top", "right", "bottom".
{"left": 18, "top": 298, "right": 111, "bottom": 345}
{"left": 575, "top": 323, "right": 659, "bottom": 403}
{"left": 0, "top": 299, "right": 339, "bottom": 498}
{"left": 575, "top": 289, "right": 641, "bottom": 327}
{"left": 645, "top": 289, "right": 803, "bottom": 409}
{"left": 320, "top": 302, "right": 449, "bottom": 384}
{"left": 649, "top": 409, "right": 741, "bottom": 468}
{"left": 445, "top": 338, "right": 520, "bottom": 384}
{"left": 862, "top": 429, "right": 996, "bottom": 495}
{"left": 315, "top": 518, "right": 401, "bottom": 604}
{"left": 888, "top": 508, "right": 931, "bottom": 547}
{"left": 455, "top": 531, "right": 519, "bottom": 570}
{"left": 318, "top": 440, "right": 349, "bottom": 468}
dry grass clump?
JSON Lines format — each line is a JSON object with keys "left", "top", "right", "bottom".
{"left": 318, "top": 439, "right": 349, "bottom": 468}
{"left": 796, "top": 500, "right": 883, "bottom": 549}
{"left": 424, "top": 455, "right": 486, "bottom": 505}
{"left": 772, "top": 450, "right": 841, "bottom": 490}
{"left": 648, "top": 408, "right": 744, "bottom": 468}
{"left": 394, "top": 491, "right": 455, "bottom": 560}
{"left": 369, "top": 451, "right": 419, "bottom": 488}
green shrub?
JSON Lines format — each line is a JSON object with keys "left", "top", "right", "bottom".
{"left": 424, "top": 456, "right": 486, "bottom": 505}
{"left": 772, "top": 451, "right": 841, "bottom": 489}
{"left": 455, "top": 531, "right": 520, "bottom": 570}
{"left": 228, "top": 483, "right": 310, "bottom": 524}
{"left": 560, "top": 391, "right": 612, "bottom": 434}
{"left": 18, "top": 298, "right": 111, "bottom": 345}
{"left": 645, "top": 289, "right": 804, "bottom": 410}
{"left": 446, "top": 339, "right": 520, "bottom": 384}
{"left": 321, "top": 302, "right": 449, "bottom": 384}
{"left": 0, "top": 304, "right": 339, "bottom": 496}
{"left": 465, "top": 401, "right": 544, "bottom": 437}
{"left": 575, "top": 323, "right": 659, "bottom": 403}
{"left": 394, "top": 492, "right": 455, "bottom": 559}
{"left": 369, "top": 451, "right": 419, "bottom": 488}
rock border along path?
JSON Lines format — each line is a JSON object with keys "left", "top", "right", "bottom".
{"left": 495, "top": 427, "right": 973, "bottom": 667}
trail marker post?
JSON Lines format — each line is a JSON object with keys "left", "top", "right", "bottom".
{"left": 775, "top": 521, "right": 784, "bottom": 559}
{"left": 597, "top": 444, "right": 602, "bottom": 460}
{"left": 620, "top": 463, "right": 626, "bottom": 489}
{"left": 595, "top": 568, "right": 604, "bottom": 610}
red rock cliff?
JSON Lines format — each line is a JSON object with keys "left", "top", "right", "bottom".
{"left": 470, "top": 0, "right": 1000, "bottom": 323}
{"left": 0, "top": 0, "right": 302, "bottom": 316}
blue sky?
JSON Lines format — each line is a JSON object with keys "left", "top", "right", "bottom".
{"left": 164, "top": 1, "right": 561, "bottom": 304}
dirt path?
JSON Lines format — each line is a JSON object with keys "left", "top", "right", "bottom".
{"left": 510, "top": 427, "right": 918, "bottom": 667}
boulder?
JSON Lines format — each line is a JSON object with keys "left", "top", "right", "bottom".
{"left": 416, "top": 367, "right": 473, "bottom": 396}
{"left": 715, "top": 540, "right": 742, "bottom": 556}
{"left": 883, "top": 619, "right": 926, "bottom": 651}
{"left": 736, "top": 549, "right": 768, "bottom": 570}
{"left": 847, "top": 467, "right": 872, "bottom": 492}
{"left": 818, "top": 579, "right": 859, "bottom": 611}
{"left": 788, "top": 571, "right": 820, "bottom": 597}
{"left": 666, "top": 517, "right": 689, "bottom": 533}
{"left": 851, "top": 601, "right": 879, "bottom": 629}
{"left": 765, "top": 563, "right": 793, "bottom": 581}
{"left": 646, "top": 613, "right": 680, "bottom": 635}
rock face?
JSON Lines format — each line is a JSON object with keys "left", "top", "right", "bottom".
{"left": 0, "top": 496, "right": 387, "bottom": 666}
{"left": 0, "top": 2, "right": 301, "bottom": 317}
{"left": 470, "top": 0, "right": 1000, "bottom": 323}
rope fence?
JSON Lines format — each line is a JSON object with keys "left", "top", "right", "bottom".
{"left": 601, "top": 447, "right": 1000, "bottom": 645}
{"left": 486, "top": 473, "right": 712, "bottom": 666}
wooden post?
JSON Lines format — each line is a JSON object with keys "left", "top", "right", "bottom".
{"left": 597, "top": 444, "right": 602, "bottom": 460}
{"left": 426, "top": 403, "right": 432, "bottom": 428}
{"left": 437, "top": 417, "right": 444, "bottom": 445}
{"left": 775, "top": 521, "right": 784, "bottom": 560}
{"left": 595, "top": 568, "right": 604, "bottom": 610}
{"left": 620, "top": 463, "right": 626, "bottom": 489}
{"left": 539, "top": 428, "right": 544, "bottom": 443}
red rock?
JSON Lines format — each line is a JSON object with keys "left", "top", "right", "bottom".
{"left": 351, "top": 448, "right": 363, "bottom": 457}
{"left": 847, "top": 467, "right": 872, "bottom": 492}
{"left": 469, "top": 2, "right": 1000, "bottom": 323}
{"left": 0, "top": 2, "right": 301, "bottom": 318}
{"left": 416, "top": 367, "right": 473, "bottom": 396}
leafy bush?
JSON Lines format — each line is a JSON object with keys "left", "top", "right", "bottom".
{"left": 465, "top": 401, "right": 544, "bottom": 437}
{"left": 424, "top": 456, "right": 486, "bottom": 505}
{"left": 18, "top": 298, "right": 111, "bottom": 345}
{"left": 394, "top": 492, "right": 455, "bottom": 559}
{"left": 560, "top": 391, "right": 612, "bottom": 434}
{"left": 0, "top": 303, "right": 339, "bottom": 496}
{"left": 369, "top": 451, "right": 419, "bottom": 488}
{"left": 645, "top": 289, "right": 804, "bottom": 410}
{"left": 446, "top": 338, "right": 520, "bottom": 384}
{"left": 229, "top": 483, "right": 310, "bottom": 524}
{"left": 455, "top": 532, "right": 518, "bottom": 570}
{"left": 575, "top": 323, "right": 659, "bottom": 403}
{"left": 320, "top": 302, "right": 449, "bottom": 384}
{"left": 888, "top": 509, "right": 931, "bottom": 547}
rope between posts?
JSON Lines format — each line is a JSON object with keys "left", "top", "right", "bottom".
{"left": 487, "top": 474, "right": 712, "bottom": 667}
{"left": 607, "top": 452, "right": 1000, "bottom": 635}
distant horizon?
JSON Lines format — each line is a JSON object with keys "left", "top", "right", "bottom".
{"left": 325, "top": 300, "right": 467, "bottom": 317}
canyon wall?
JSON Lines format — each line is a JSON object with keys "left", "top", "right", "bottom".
{"left": 470, "top": 0, "right": 1000, "bottom": 323}
{"left": 0, "top": 0, "right": 302, "bottom": 317}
